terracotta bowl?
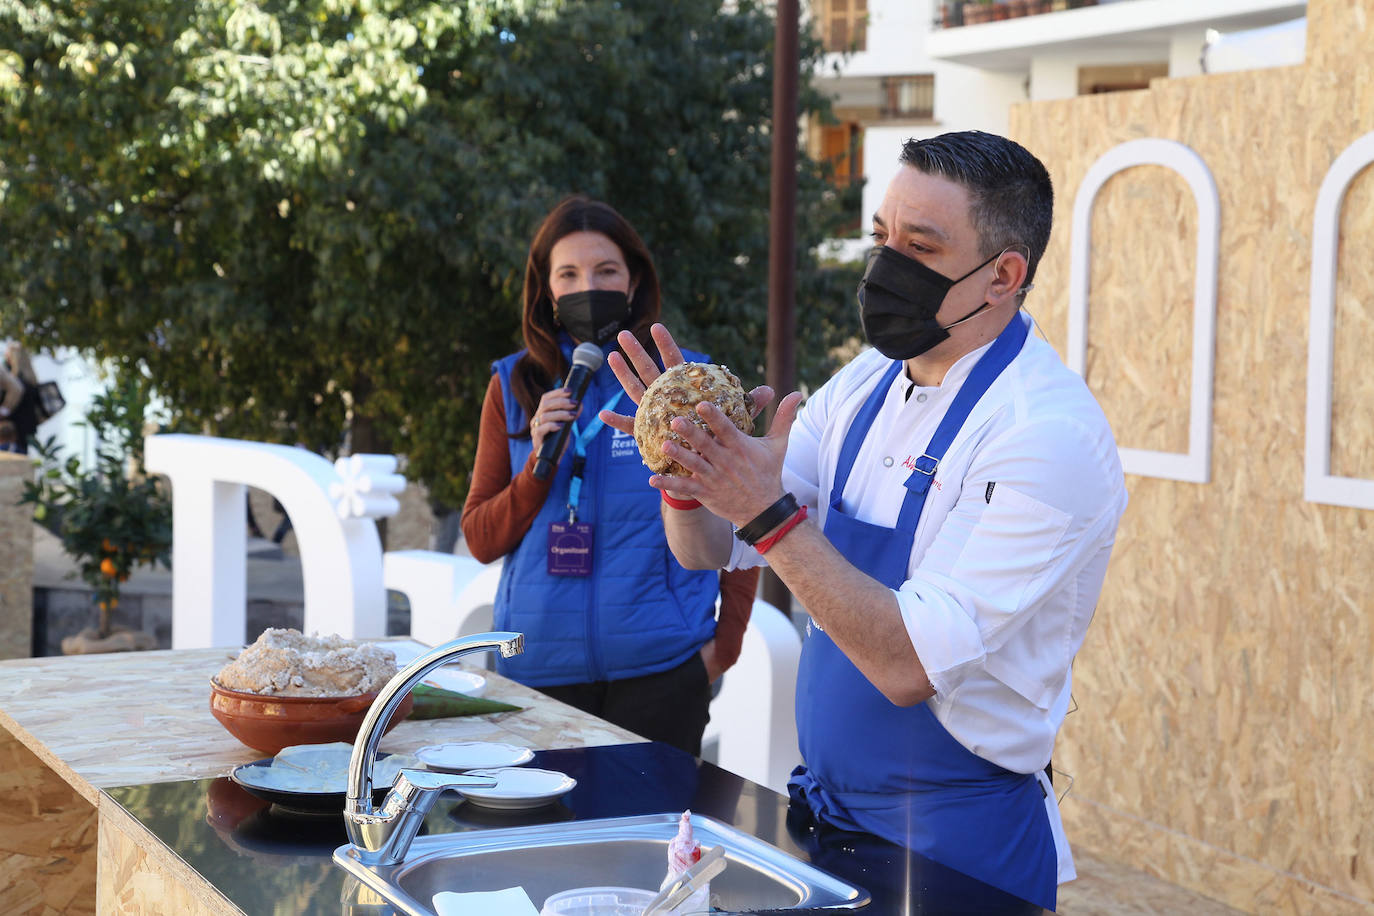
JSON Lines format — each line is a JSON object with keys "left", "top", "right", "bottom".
{"left": 209, "top": 679, "right": 413, "bottom": 756}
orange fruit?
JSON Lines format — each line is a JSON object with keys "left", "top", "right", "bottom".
{"left": 100, "top": 557, "right": 117, "bottom": 577}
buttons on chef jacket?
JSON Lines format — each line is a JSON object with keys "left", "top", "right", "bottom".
{"left": 883, "top": 456, "right": 894, "bottom": 467}
{"left": 916, "top": 392, "right": 929, "bottom": 403}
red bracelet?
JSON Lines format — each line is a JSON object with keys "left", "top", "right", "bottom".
{"left": 754, "top": 505, "right": 808, "bottom": 554}
{"left": 661, "top": 491, "right": 703, "bottom": 510}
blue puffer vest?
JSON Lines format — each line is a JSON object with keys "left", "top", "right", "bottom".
{"left": 491, "top": 337, "right": 719, "bottom": 687}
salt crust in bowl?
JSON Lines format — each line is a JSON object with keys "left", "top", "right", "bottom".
{"left": 210, "top": 629, "right": 410, "bottom": 754}
{"left": 215, "top": 628, "right": 399, "bottom": 697}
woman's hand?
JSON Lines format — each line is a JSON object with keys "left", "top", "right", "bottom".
{"left": 699, "top": 639, "right": 727, "bottom": 683}
{"left": 528, "top": 387, "right": 581, "bottom": 466}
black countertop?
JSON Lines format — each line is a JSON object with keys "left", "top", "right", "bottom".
{"left": 106, "top": 742, "right": 1044, "bottom": 915}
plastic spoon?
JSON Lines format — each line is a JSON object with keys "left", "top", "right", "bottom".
{"left": 642, "top": 845, "right": 727, "bottom": 915}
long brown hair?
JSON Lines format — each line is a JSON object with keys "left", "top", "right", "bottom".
{"left": 508, "top": 196, "right": 661, "bottom": 435}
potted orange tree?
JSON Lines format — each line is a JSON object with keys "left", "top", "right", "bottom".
{"left": 23, "top": 375, "right": 172, "bottom": 653}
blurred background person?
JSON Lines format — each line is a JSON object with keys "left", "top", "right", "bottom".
{"left": 0, "top": 419, "right": 20, "bottom": 453}
{"left": 0, "top": 344, "right": 38, "bottom": 455}
{"left": 461, "top": 196, "right": 758, "bottom": 756}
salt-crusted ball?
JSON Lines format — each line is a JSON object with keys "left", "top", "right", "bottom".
{"left": 634, "top": 362, "right": 754, "bottom": 476}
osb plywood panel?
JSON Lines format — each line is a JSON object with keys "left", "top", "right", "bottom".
{"left": 0, "top": 454, "right": 34, "bottom": 661}
{"left": 1081, "top": 164, "right": 1194, "bottom": 455}
{"left": 1331, "top": 165, "right": 1374, "bottom": 481}
{"left": 96, "top": 801, "right": 237, "bottom": 916}
{"left": 0, "top": 729, "right": 97, "bottom": 916}
{"left": 1009, "top": 1, "right": 1373, "bottom": 911}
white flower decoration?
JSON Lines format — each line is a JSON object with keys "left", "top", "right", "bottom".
{"left": 329, "top": 454, "right": 405, "bottom": 520}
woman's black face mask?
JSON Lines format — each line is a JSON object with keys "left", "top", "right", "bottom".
{"left": 554, "top": 289, "right": 631, "bottom": 346}
{"left": 856, "top": 246, "right": 998, "bottom": 360}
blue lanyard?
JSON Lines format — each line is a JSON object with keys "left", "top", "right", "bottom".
{"left": 566, "top": 391, "right": 624, "bottom": 523}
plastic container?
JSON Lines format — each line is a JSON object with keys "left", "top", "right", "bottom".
{"left": 539, "top": 886, "right": 657, "bottom": 916}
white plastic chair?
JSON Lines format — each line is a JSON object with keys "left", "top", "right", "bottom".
{"left": 450, "top": 561, "right": 502, "bottom": 640}
{"left": 702, "top": 597, "right": 803, "bottom": 795}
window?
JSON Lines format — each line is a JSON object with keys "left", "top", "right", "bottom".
{"left": 1078, "top": 63, "right": 1168, "bottom": 95}
{"left": 882, "top": 75, "right": 935, "bottom": 120}
{"left": 816, "top": 121, "right": 864, "bottom": 234}
{"left": 820, "top": 122, "right": 864, "bottom": 186}
{"left": 818, "top": 0, "right": 868, "bottom": 52}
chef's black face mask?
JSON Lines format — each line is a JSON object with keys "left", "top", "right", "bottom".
{"left": 554, "top": 289, "right": 632, "bottom": 346}
{"left": 857, "top": 245, "right": 1000, "bottom": 360}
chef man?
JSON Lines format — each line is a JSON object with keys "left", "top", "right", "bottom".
{"left": 601, "top": 130, "right": 1127, "bottom": 910}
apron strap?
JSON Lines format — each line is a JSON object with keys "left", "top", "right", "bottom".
{"left": 831, "top": 313, "right": 1031, "bottom": 538}
{"left": 830, "top": 360, "right": 904, "bottom": 505}
{"left": 902, "top": 312, "right": 1030, "bottom": 501}
{"left": 896, "top": 313, "right": 1030, "bottom": 530}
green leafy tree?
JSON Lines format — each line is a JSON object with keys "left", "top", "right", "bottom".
{"left": 0, "top": 0, "right": 861, "bottom": 513}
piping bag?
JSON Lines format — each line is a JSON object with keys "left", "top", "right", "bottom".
{"left": 642, "top": 845, "right": 727, "bottom": 915}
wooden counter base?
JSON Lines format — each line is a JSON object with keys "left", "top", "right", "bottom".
{"left": 98, "top": 796, "right": 238, "bottom": 916}
{"left": 0, "top": 728, "right": 98, "bottom": 916}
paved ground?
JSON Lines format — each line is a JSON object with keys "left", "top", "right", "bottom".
{"left": 32, "top": 524, "right": 307, "bottom": 603}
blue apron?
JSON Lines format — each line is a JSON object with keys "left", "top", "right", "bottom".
{"left": 789, "top": 314, "right": 1058, "bottom": 910}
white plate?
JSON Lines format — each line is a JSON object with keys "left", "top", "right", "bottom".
{"left": 456, "top": 767, "right": 577, "bottom": 810}
{"left": 381, "top": 642, "right": 487, "bottom": 696}
{"left": 229, "top": 743, "right": 421, "bottom": 812}
{"left": 416, "top": 741, "right": 534, "bottom": 773}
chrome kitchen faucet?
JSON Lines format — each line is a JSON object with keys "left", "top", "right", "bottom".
{"left": 343, "top": 632, "right": 525, "bottom": 865}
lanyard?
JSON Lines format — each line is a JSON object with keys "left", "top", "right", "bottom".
{"left": 566, "top": 391, "right": 624, "bottom": 523}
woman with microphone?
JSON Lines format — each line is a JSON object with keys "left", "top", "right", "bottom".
{"left": 460, "top": 196, "right": 759, "bottom": 755}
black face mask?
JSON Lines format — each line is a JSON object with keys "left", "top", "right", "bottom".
{"left": 554, "top": 289, "right": 632, "bottom": 346}
{"left": 856, "top": 246, "right": 999, "bottom": 360}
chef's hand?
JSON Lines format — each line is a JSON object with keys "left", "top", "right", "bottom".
{"left": 599, "top": 323, "right": 775, "bottom": 438}
{"left": 659, "top": 388, "right": 806, "bottom": 529}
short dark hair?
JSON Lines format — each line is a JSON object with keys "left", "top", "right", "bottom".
{"left": 899, "top": 131, "right": 1053, "bottom": 287}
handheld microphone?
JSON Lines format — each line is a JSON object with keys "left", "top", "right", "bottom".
{"left": 533, "top": 341, "right": 605, "bottom": 481}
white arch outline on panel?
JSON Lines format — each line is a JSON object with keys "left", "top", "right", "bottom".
{"left": 1068, "top": 139, "right": 1220, "bottom": 483}
{"left": 1305, "top": 130, "right": 1374, "bottom": 510}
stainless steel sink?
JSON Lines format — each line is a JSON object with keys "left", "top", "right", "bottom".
{"left": 334, "top": 811, "right": 869, "bottom": 914}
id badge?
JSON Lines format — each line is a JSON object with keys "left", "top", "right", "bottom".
{"left": 548, "top": 521, "right": 594, "bottom": 576}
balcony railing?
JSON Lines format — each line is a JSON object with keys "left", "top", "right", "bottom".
{"left": 935, "top": 0, "right": 1099, "bottom": 29}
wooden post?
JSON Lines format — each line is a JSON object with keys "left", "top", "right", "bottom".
{"left": 764, "top": 0, "right": 800, "bottom": 617}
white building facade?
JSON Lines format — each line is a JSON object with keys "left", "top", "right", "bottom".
{"left": 808, "top": 0, "right": 1306, "bottom": 240}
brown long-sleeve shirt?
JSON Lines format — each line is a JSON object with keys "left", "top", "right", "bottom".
{"left": 461, "top": 374, "right": 759, "bottom": 670}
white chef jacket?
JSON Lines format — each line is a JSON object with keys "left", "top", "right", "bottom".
{"left": 729, "top": 316, "right": 1126, "bottom": 876}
